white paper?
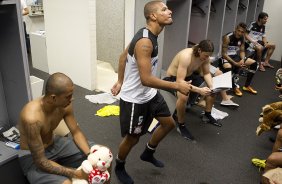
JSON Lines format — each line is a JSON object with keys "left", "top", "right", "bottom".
{"left": 211, "top": 71, "right": 232, "bottom": 93}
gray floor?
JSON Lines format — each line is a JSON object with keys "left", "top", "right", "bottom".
{"left": 30, "top": 60, "right": 280, "bottom": 184}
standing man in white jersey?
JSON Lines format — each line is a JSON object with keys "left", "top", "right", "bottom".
{"left": 111, "top": 1, "right": 192, "bottom": 184}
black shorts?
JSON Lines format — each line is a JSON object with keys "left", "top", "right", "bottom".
{"left": 119, "top": 91, "right": 171, "bottom": 137}
{"left": 163, "top": 73, "right": 204, "bottom": 105}
{"left": 219, "top": 55, "right": 247, "bottom": 74}
{"left": 162, "top": 73, "right": 204, "bottom": 95}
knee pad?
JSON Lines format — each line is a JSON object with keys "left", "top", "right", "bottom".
{"left": 233, "top": 74, "right": 240, "bottom": 84}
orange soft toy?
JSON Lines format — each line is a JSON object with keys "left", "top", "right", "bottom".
{"left": 256, "top": 102, "right": 282, "bottom": 136}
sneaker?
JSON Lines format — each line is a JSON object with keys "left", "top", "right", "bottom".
{"left": 202, "top": 113, "right": 222, "bottom": 127}
{"left": 251, "top": 158, "right": 266, "bottom": 169}
{"left": 242, "top": 86, "right": 257, "bottom": 94}
{"left": 234, "top": 87, "right": 243, "bottom": 97}
{"left": 176, "top": 124, "right": 195, "bottom": 141}
{"left": 220, "top": 99, "right": 239, "bottom": 107}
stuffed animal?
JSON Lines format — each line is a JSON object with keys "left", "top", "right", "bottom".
{"left": 72, "top": 145, "right": 113, "bottom": 184}
{"left": 256, "top": 102, "right": 282, "bottom": 136}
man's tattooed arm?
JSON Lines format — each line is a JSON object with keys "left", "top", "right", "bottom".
{"left": 24, "top": 121, "right": 82, "bottom": 179}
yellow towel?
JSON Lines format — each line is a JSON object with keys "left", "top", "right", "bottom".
{"left": 96, "top": 105, "right": 120, "bottom": 117}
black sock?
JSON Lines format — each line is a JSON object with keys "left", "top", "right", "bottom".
{"left": 115, "top": 158, "right": 134, "bottom": 184}
{"left": 245, "top": 72, "right": 254, "bottom": 87}
{"left": 140, "top": 143, "right": 164, "bottom": 168}
{"left": 178, "top": 122, "right": 185, "bottom": 127}
{"left": 205, "top": 112, "right": 215, "bottom": 122}
{"left": 172, "top": 109, "right": 178, "bottom": 121}
{"left": 205, "top": 111, "right": 211, "bottom": 116}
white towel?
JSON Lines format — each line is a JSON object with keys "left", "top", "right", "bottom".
{"left": 211, "top": 107, "right": 229, "bottom": 120}
{"left": 202, "top": 107, "right": 229, "bottom": 120}
{"left": 85, "top": 93, "right": 118, "bottom": 104}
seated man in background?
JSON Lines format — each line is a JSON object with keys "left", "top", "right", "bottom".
{"left": 245, "top": 12, "right": 276, "bottom": 72}
{"left": 165, "top": 40, "right": 222, "bottom": 141}
{"left": 220, "top": 22, "right": 258, "bottom": 97}
{"left": 18, "top": 73, "right": 109, "bottom": 184}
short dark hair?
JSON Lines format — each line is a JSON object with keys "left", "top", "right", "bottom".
{"left": 258, "top": 12, "right": 268, "bottom": 20}
{"left": 144, "top": 1, "right": 162, "bottom": 21}
{"left": 237, "top": 22, "right": 247, "bottom": 31}
{"left": 45, "top": 72, "right": 73, "bottom": 96}
{"left": 193, "top": 40, "right": 214, "bottom": 57}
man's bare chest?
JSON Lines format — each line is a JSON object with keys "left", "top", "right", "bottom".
{"left": 186, "top": 60, "right": 204, "bottom": 76}
{"left": 41, "top": 110, "right": 65, "bottom": 134}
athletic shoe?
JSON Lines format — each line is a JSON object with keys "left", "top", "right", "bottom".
{"left": 202, "top": 113, "right": 222, "bottom": 127}
{"left": 176, "top": 124, "right": 195, "bottom": 141}
{"left": 251, "top": 158, "right": 266, "bottom": 169}
{"left": 234, "top": 87, "right": 243, "bottom": 97}
{"left": 242, "top": 86, "right": 257, "bottom": 94}
{"left": 220, "top": 99, "right": 239, "bottom": 107}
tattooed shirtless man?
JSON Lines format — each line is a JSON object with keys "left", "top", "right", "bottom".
{"left": 18, "top": 73, "right": 109, "bottom": 184}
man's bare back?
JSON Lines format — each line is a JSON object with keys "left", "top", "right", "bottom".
{"left": 166, "top": 48, "right": 208, "bottom": 77}
{"left": 19, "top": 97, "right": 66, "bottom": 150}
